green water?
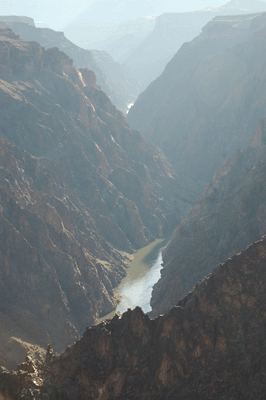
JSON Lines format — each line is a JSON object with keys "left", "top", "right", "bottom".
{"left": 97, "top": 236, "right": 170, "bottom": 324}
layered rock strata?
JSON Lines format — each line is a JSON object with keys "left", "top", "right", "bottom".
{"left": 0, "top": 17, "right": 139, "bottom": 112}
{"left": 1, "top": 235, "right": 266, "bottom": 399}
{"left": 0, "top": 27, "right": 198, "bottom": 366}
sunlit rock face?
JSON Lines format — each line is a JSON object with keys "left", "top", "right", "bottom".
{"left": 0, "top": 17, "right": 139, "bottom": 113}
{"left": 1, "top": 235, "right": 266, "bottom": 399}
{"left": 0, "top": 27, "right": 198, "bottom": 367}
{"left": 127, "top": 12, "right": 266, "bottom": 182}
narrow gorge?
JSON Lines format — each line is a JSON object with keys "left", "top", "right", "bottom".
{"left": 1, "top": 235, "right": 266, "bottom": 399}
{"left": 0, "top": 26, "right": 199, "bottom": 370}
{"left": 1, "top": 4, "right": 266, "bottom": 399}
{"left": 98, "top": 237, "right": 168, "bottom": 322}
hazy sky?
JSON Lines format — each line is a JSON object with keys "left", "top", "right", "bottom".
{"left": 0, "top": 0, "right": 230, "bottom": 30}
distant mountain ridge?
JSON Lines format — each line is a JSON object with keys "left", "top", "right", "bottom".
{"left": 127, "top": 11, "right": 266, "bottom": 182}
{"left": 92, "top": 16, "right": 156, "bottom": 64}
{"left": 0, "top": 16, "right": 139, "bottom": 112}
{"left": 95, "top": 0, "right": 266, "bottom": 92}
{"left": 64, "top": 0, "right": 266, "bottom": 47}
{"left": 223, "top": 0, "right": 266, "bottom": 11}
{"left": 63, "top": 0, "right": 201, "bottom": 48}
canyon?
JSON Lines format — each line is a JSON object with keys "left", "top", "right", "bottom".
{"left": 1, "top": 234, "right": 266, "bottom": 399}
{"left": 0, "top": 16, "right": 138, "bottom": 113}
{"left": 1, "top": 5, "right": 266, "bottom": 399}
{"left": 151, "top": 117, "right": 266, "bottom": 317}
{"left": 127, "top": 11, "right": 266, "bottom": 182}
{"left": 124, "top": 0, "right": 266, "bottom": 91}
{"left": 64, "top": 0, "right": 266, "bottom": 93}
{"left": 0, "top": 26, "right": 199, "bottom": 369}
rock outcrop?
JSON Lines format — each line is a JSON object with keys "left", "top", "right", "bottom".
{"left": 124, "top": 0, "right": 266, "bottom": 91}
{"left": 0, "top": 27, "right": 198, "bottom": 366}
{"left": 0, "top": 17, "right": 139, "bottom": 112}
{"left": 127, "top": 11, "right": 266, "bottom": 182}
{"left": 1, "top": 235, "right": 266, "bottom": 399}
{"left": 150, "top": 117, "right": 266, "bottom": 316}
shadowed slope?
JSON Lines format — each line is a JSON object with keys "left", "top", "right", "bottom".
{"left": 127, "top": 12, "right": 266, "bottom": 182}
{"left": 151, "top": 118, "right": 266, "bottom": 316}
{"left": 0, "top": 27, "right": 199, "bottom": 365}
{"left": 1, "top": 234, "right": 266, "bottom": 399}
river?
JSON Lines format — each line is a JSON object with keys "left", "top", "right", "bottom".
{"left": 126, "top": 102, "right": 134, "bottom": 114}
{"left": 97, "top": 237, "right": 168, "bottom": 323}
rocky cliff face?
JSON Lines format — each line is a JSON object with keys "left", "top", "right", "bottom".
{"left": 90, "top": 0, "right": 266, "bottom": 93}
{"left": 0, "top": 17, "right": 139, "bottom": 112}
{"left": 1, "top": 234, "right": 266, "bottom": 399}
{"left": 127, "top": 11, "right": 266, "bottom": 182}
{"left": 124, "top": 2, "right": 266, "bottom": 92}
{"left": 0, "top": 27, "right": 198, "bottom": 368}
{"left": 124, "top": 11, "right": 212, "bottom": 92}
{"left": 150, "top": 118, "right": 266, "bottom": 317}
